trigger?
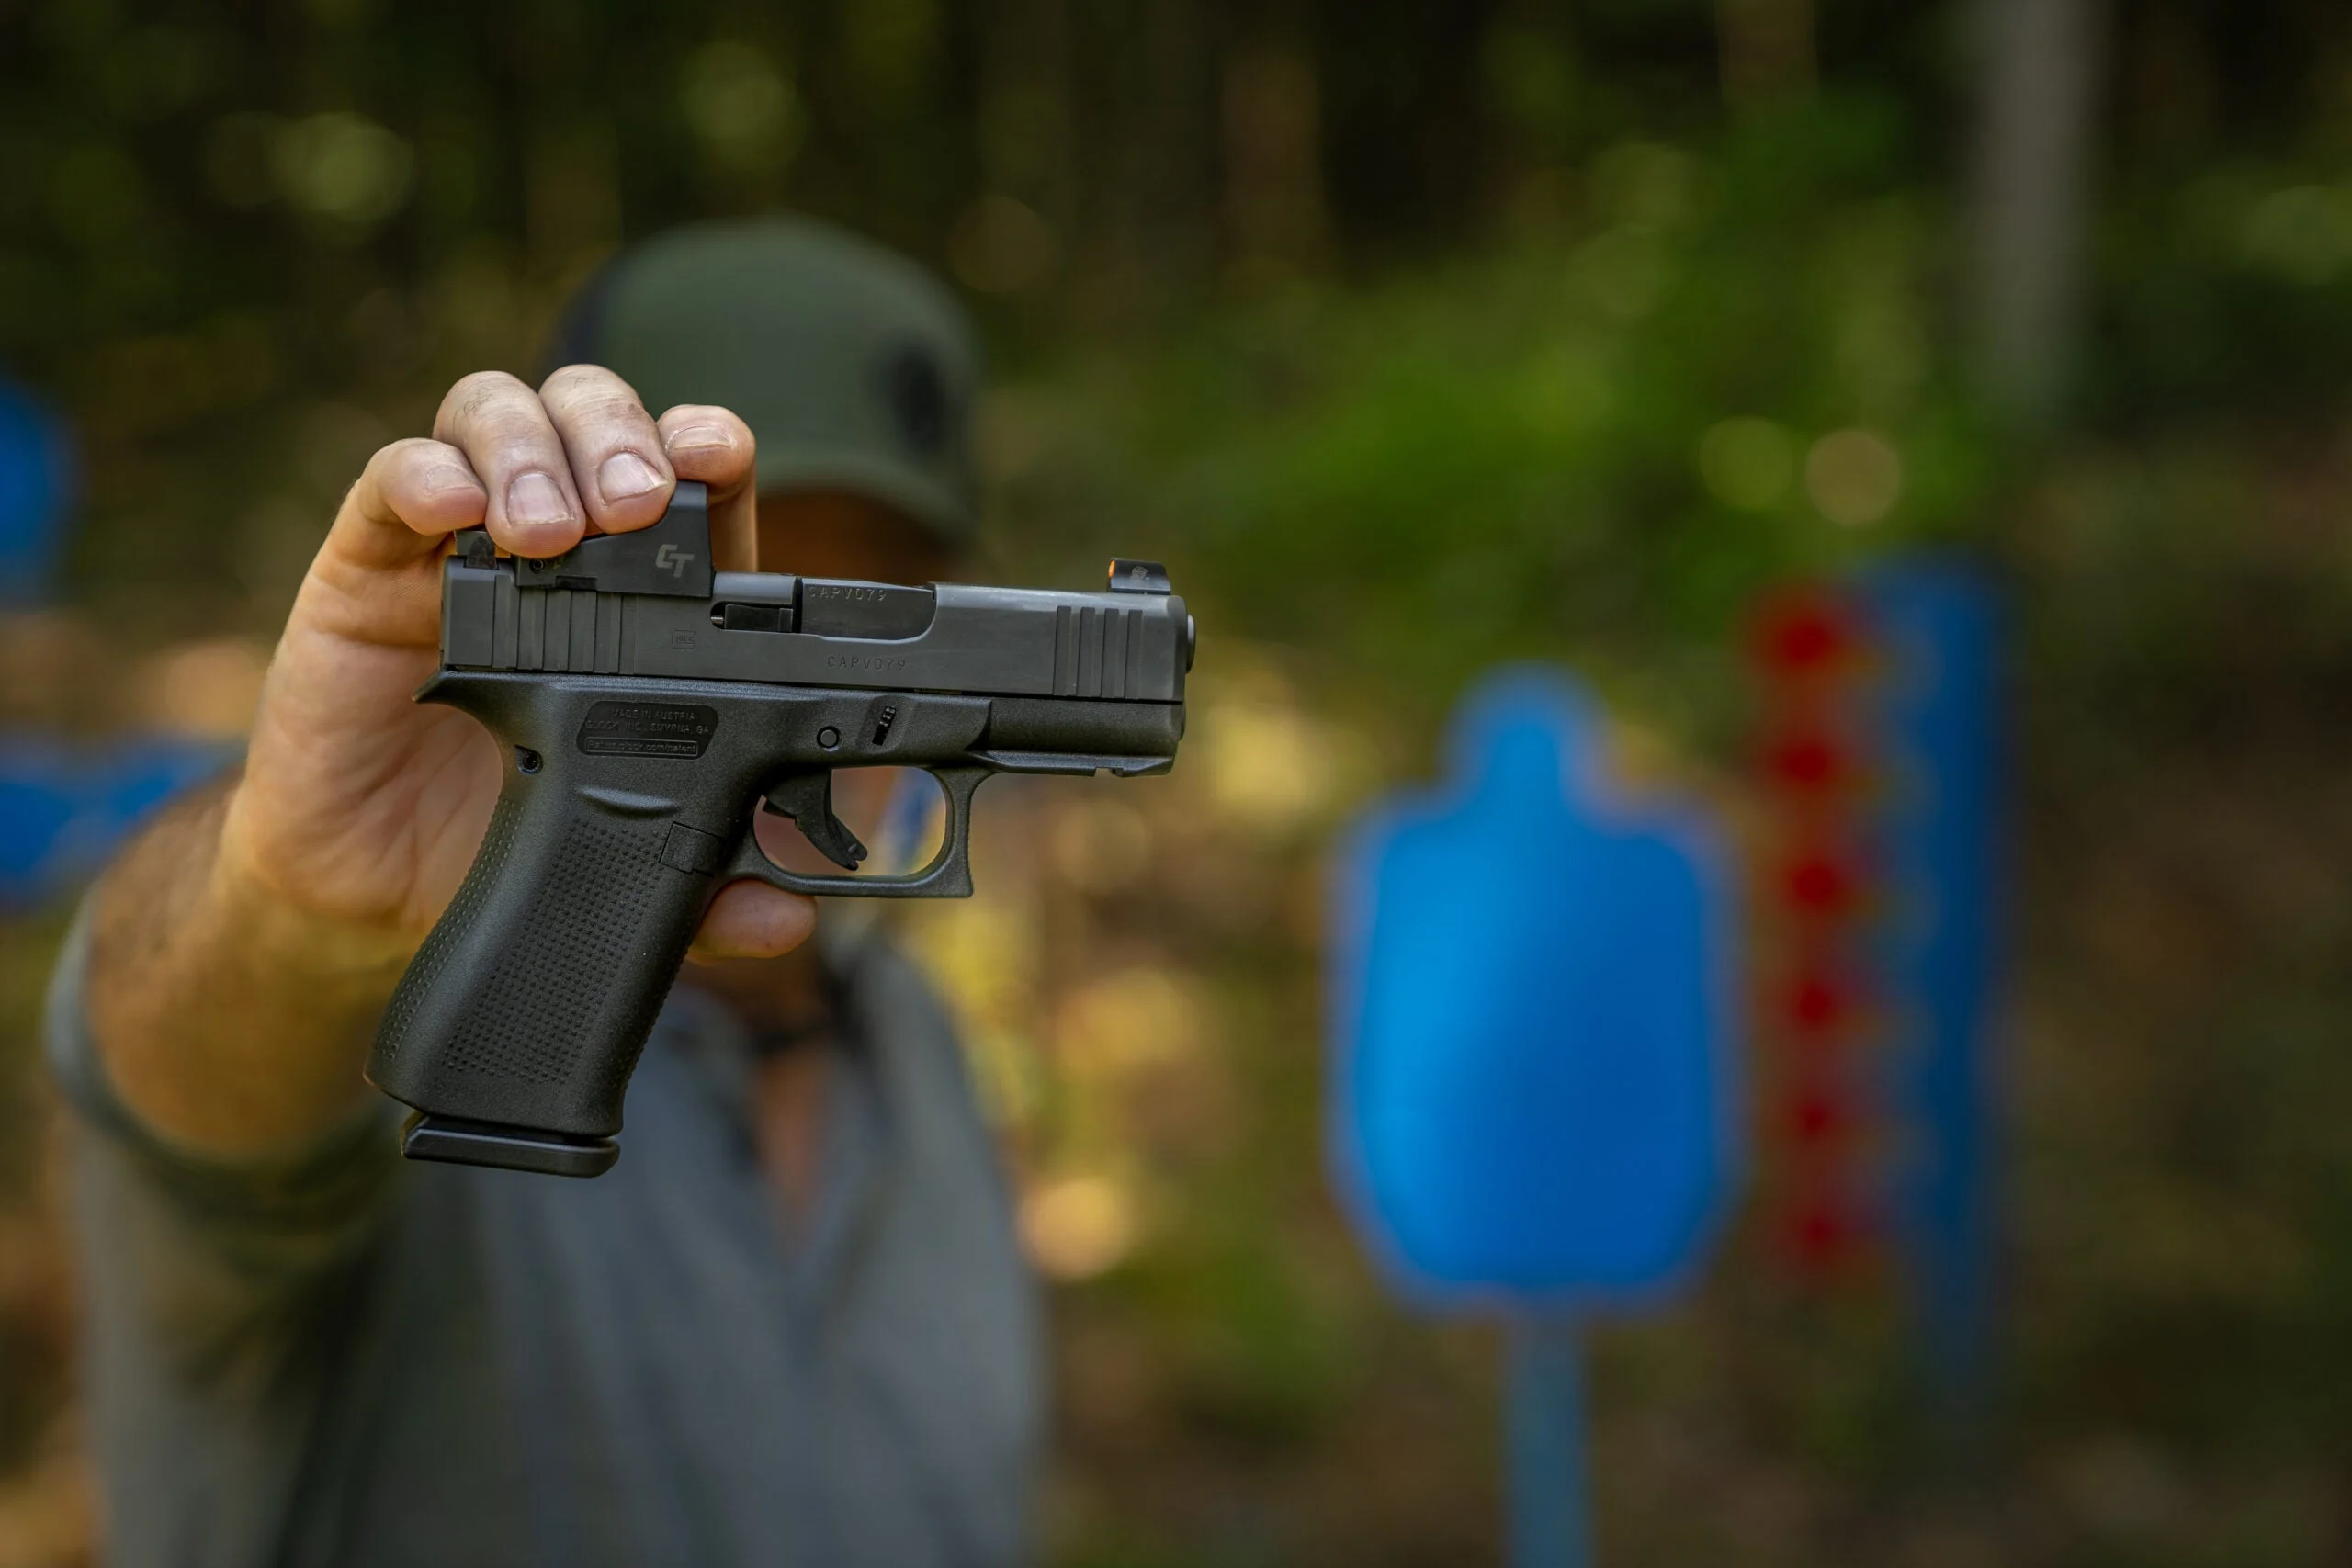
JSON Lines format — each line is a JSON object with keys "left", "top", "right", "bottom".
{"left": 762, "top": 773, "right": 869, "bottom": 871}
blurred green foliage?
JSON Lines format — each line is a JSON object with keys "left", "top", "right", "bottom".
{"left": 1007, "top": 107, "right": 1995, "bottom": 757}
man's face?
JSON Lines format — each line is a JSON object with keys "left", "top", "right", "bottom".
{"left": 751, "top": 487, "right": 958, "bottom": 878}
{"left": 754, "top": 487, "right": 954, "bottom": 584}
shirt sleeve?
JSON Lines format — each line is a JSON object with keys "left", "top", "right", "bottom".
{"left": 45, "top": 902, "right": 405, "bottom": 1396}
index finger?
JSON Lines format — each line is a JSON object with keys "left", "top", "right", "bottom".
{"left": 322, "top": 437, "right": 492, "bottom": 574}
{"left": 296, "top": 437, "right": 492, "bottom": 648}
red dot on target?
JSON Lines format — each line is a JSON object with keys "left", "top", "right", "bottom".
{"left": 1786, "top": 973, "right": 1849, "bottom": 1031}
{"left": 1752, "top": 593, "right": 1859, "bottom": 677}
{"left": 1763, "top": 730, "right": 1850, "bottom": 792}
{"left": 1781, "top": 1199, "right": 1862, "bottom": 1271}
{"left": 1786, "top": 1090, "right": 1849, "bottom": 1145}
{"left": 1781, "top": 851, "right": 1859, "bottom": 915}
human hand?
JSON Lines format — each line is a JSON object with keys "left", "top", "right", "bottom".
{"left": 224, "top": 365, "right": 816, "bottom": 964}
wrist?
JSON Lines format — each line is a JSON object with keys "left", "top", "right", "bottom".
{"left": 209, "top": 784, "right": 417, "bottom": 998}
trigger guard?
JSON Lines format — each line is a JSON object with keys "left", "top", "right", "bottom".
{"left": 721, "top": 767, "right": 989, "bottom": 899}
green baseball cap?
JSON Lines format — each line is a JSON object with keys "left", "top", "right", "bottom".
{"left": 547, "top": 216, "right": 983, "bottom": 542}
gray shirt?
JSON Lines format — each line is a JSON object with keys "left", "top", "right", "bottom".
{"left": 47, "top": 919, "right": 1043, "bottom": 1568}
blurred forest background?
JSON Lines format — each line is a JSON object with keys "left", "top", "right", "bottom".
{"left": 6, "top": 0, "right": 2352, "bottom": 1562}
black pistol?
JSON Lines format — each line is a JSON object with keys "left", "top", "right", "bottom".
{"left": 367, "top": 482, "right": 1193, "bottom": 1177}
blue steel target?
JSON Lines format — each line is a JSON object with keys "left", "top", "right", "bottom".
{"left": 1329, "top": 668, "right": 1741, "bottom": 1312}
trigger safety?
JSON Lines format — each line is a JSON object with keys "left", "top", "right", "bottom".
{"left": 763, "top": 773, "right": 869, "bottom": 871}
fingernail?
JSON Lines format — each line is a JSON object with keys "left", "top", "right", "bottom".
{"left": 424, "top": 465, "right": 481, "bottom": 498}
{"left": 666, "top": 424, "right": 733, "bottom": 453}
{"left": 506, "top": 471, "right": 571, "bottom": 527}
{"left": 598, "top": 451, "right": 662, "bottom": 502}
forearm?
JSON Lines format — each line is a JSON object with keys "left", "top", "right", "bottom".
{"left": 84, "top": 771, "right": 416, "bottom": 1156}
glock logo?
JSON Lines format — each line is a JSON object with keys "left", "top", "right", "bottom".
{"left": 654, "top": 543, "right": 695, "bottom": 578}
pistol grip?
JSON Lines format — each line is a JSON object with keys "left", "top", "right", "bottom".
{"left": 367, "top": 681, "right": 752, "bottom": 1177}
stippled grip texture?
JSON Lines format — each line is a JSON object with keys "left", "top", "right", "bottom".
{"left": 368, "top": 779, "right": 723, "bottom": 1140}
{"left": 374, "top": 795, "right": 522, "bottom": 1061}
